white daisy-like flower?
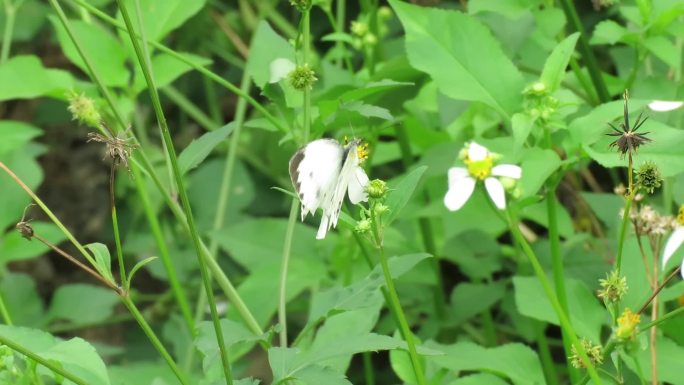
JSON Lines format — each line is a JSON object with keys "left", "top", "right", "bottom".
{"left": 662, "top": 205, "right": 684, "bottom": 278}
{"left": 648, "top": 100, "right": 684, "bottom": 112}
{"left": 444, "top": 142, "right": 522, "bottom": 211}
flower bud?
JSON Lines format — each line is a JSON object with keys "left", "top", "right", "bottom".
{"left": 616, "top": 308, "right": 640, "bottom": 340}
{"left": 289, "top": 0, "right": 311, "bottom": 12}
{"left": 569, "top": 339, "right": 603, "bottom": 369}
{"left": 636, "top": 161, "right": 662, "bottom": 194}
{"left": 67, "top": 92, "right": 102, "bottom": 129}
{"left": 366, "top": 179, "right": 388, "bottom": 199}
{"left": 350, "top": 21, "right": 368, "bottom": 37}
{"left": 288, "top": 64, "right": 318, "bottom": 91}
{"left": 597, "top": 270, "right": 627, "bottom": 303}
{"left": 374, "top": 203, "right": 389, "bottom": 216}
{"left": 355, "top": 218, "right": 371, "bottom": 234}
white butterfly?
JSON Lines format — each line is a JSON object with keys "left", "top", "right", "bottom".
{"left": 289, "top": 138, "right": 370, "bottom": 239}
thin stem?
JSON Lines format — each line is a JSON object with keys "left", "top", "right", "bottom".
{"left": 278, "top": 200, "right": 299, "bottom": 347}
{"left": 0, "top": 333, "right": 90, "bottom": 385}
{"left": 0, "top": 161, "right": 95, "bottom": 267}
{"left": 616, "top": 159, "right": 635, "bottom": 275}
{"left": 544, "top": 130, "right": 576, "bottom": 382}
{"left": 130, "top": 165, "right": 195, "bottom": 332}
{"left": 370, "top": 207, "right": 426, "bottom": 385}
{"left": 161, "top": 86, "right": 219, "bottom": 131}
{"left": 507, "top": 208, "right": 604, "bottom": 385}
{"left": 1, "top": 0, "right": 19, "bottom": 63}
{"left": 362, "top": 352, "right": 376, "bottom": 385}
{"left": 535, "top": 323, "right": 560, "bottom": 385}
{"left": 637, "top": 266, "right": 681, "bottom": 315}
{"left": 302, "top": 8, "right": 311, "bottom": 142}
{"left": 110, "top": 166, "right": 127, "bottom": 286}
{"left": 115, "top": 0, "right": 232, "bottom": 382}
{"left": 121, "top": 296, "right": 189, "bottom": 385}
{"left": 558, "top": 0, "right": 610, "bottom": 102}
{"left": 0, "top": 291, "right": 13, "bottom": 325}
{"left": 638, "top": 300, "right": 684, "bottom": 332}
{"left": 68, "top": 0, "right": 288, "bottom": 133}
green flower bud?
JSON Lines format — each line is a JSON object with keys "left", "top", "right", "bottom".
{"left": 569, "top": 339, "right": 603, "bottom": 369}
{"left": 355, "top": 218, "right": 371, "bottom": 234}
{"left": 366, "top": 179, "right": 388, "bottom": 199}
{"left": 288, "top": 64, "right": 318, "bottom": 91}
{"left": 363, "top": 33, "right": 378, "bottom": 46}
{"left": 378, "top": 6, "right": 393, "bottom": 20}
{"left": 67, "top": 92, "right": 102, "bottom": 129}
{"left": 636, "top": 161, "right": 662, "bottom": 194}
{"left": 289, "top": 0, "right": 311, "bottom": 12}
{"left": 350, "top": 21, "right": 368, "bottom": 37}
{"left": 374, "top": 203, "right": 389, "bottom": 216}
{"left": 597, "top": 270, "right": 628, "bottom": 303}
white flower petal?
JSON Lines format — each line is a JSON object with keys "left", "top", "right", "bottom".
{"left": 492, "top": 164, "right": 522, "bottom": 179}
{"left": 662, "top": 227, "right": 684, "bottom": 269}
{"left": 269, "top": 58, "right": 296, "bottom": 84}
{"left": 444, "top": 176, "right": 476, "bottom": 211}
{"left": 484, "top": 177, "right": 506, "bottom": 209}
{"left": 648, "top": 100, "right": 684, "bottom": 112}
{"left": 448, "top": 167, "right": 469, "bottom": 187}
{"left": 468, "top": 142, "right": 489, "bottom": 161}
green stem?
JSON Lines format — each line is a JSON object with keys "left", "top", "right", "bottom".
{"left": 558, "top": 0, "right": 610, "bottom": 102}
{"left": 130, "top": 165, "right": 195, "bottom": 333}
{"left": 278, "top": 200, "right": 299, "bottom": 347}
{"left": 110, "top": 167, "right": 127, "bottom": 286}
{"left": 115, "top": 0, "right": 232, "bottom": 382}
{"left": 301, "top": 9, "right": 311, "bottom": 142}
{"left": 639, "top": 306, "right": 684, "bottom": 331}
{"left": 507, "top": 208, "right": 604, "bottom": 385}
{"left": 616, "top": 157, "right": 635, "bottom": 275}
{"left": 121, "top": 296, "right": 189, "bottom": 385}
{"left": 0, "top": 333, "right": 89, "bottom": 385}
{"left": 1, "top": 0, "right": 19, "bottom": 64}
{"left": 370, "top": 208, "right": 426, "bottom": 385}
{"left": 161, "top": 86, "right": 219, "bottom": 131}
{"left": 0, "top": 291, "right": 13, "bottom": 325}
{"left": 395, "top": 125, "right": 446, "bottom": 319}
{"left": 68, "top": 0, "right": 289, "bottom": 133}
{"left": 535, "top": 323, "right": 560, "bottom": 385}
{"left": 544, "top": 130, "right": 576, "bottom": 381}
{"left": 362, "top": 351, "right": 376, "bottom": 385}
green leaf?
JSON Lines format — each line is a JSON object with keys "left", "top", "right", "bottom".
{"left": 590, "top": 20, "right": 635, "bottom": 45}
{"left": 0, "top": 273, "right": 44, "bottom": 327}
{"left": 384, "top": 166, "right": 428, "bottom": 225}
{"left": 337, "top": 80, "right": 413, "bottom": 102}
{"left": 308, "top": 253, "right": 431, "bottom": 322}
{"left": 0, "top": 149, "right": 43, "bottom": 231}
{"left": 448, "top": 282, "right": 506, "bottom": 326}
{"left": 519, "top": 148, "right": 561, "bottom": 198}
{"left": 46, "top": 284, "right": 118, "bottom": 327}
{"left": 178, "top": 123, "right": 235, "bottom": 175}
{"left": 0, "top": 222, "right": 66, "bottom": 264}
{"left": 448, "top": 373, "right": 510, "bottom": 385}
{"left": 49, "top": 16, "right": 128, "bottom": 87}
{"left": 392, "top": 0, "right": 524, "bottom": 117}
{"left": 622, "top": 336, "right": 684, "bottom": 384}
{"left": 85, "top": 243, "right": 115, "bottom": 284}
{"left": 108, "top": 362, "right": 178, "bottom": 385}
{"left": 0, "top": 121, "right": 41, "bottom": 155}
{"left": 0, "top": 56, "right": 74, "bottom": 101}
{"left": 427, "top": 341, "right": 545, "bottom": 385}
{"left": 133, "top": 52, "right": 212, "bottom": 94}
{"left": 511, "top": 113, "right": 534, "bottom": 154}
{"left": 126, "top": 256, "right": 158, "bottom": 288}
{"left": 246, "top": 21, "right": 295, "bottom": 88}
{"left": 0, "top": 325, "right": 111, "bottom": 385}
{"left": 118, "top": 0, "right": 206, "bottom": 41}
{"left": 467, "top": 0, "right": 531, "bottom": 19}
{"left": 195, "top": 318, "right": 268, "bottom": 374}
{"left": 644, "top": 35, "right": 680, "bottom": 70}
{"left": 513, "top": 276, "right": 606, "bottom": 341}
{"left": 540, "top": 32, "right": 579, "bottom": 93}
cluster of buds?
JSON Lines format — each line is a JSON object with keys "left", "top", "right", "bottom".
{"left": 355, "top": 179, "right": 389, "bottom": 236}
{"left": 288, "top": 64, "right": 318, "bottom": 91}
{"left": 288, "top": 0, "right": 311, "bottom": 12}
{"left": 522, "top": 81, "right": 559, "bottom": 121}
{"left": 597, "top": 270, "right": 628, "bottom": 303}
{"left": 635, "top": 161, "right": 662, "bottom": 194}
{"left": 67, "top": 91, "right": 102, "bottom": 129}
{"left": 569, "top": 339, "right": 604, "bottom": 369}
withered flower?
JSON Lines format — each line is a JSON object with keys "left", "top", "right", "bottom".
{"left": 87, "top": 129, "right": 138, "bottom": 171}
{"left": 607, "top": 90, "right": 651, "bottom": 158}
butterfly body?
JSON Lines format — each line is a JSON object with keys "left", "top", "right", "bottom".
{"left": 289, "top": 138, "right": 369, "bottom": 239}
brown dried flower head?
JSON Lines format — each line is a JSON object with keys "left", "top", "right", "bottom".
{"left": 87, "top": 129, "right": 138, "bottom": 171}
{"left": 607, "top": 90, "right": 651, "bottom": 158}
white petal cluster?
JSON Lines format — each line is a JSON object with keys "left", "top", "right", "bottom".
{"left": 444, "top": 142, "right": 521, "bottom": 211}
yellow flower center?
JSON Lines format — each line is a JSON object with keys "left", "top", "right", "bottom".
{"left": 465, "top": 156, "right": 493, "bottom": 181}
{"left": 357, "top": 142, "right": 369, "bottom": 163}
{"left": 616, "top": 308, "right": 640, "bottom": 340}
{"left": 677, "top": 205, "right": 684, "bottom": 226}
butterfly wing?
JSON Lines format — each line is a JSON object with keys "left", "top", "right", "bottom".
{"left": 347, "top": 167, "right": 369, "bottom": 204}
{"left": 289, "top": 139, "right": 344, "bottom": 220}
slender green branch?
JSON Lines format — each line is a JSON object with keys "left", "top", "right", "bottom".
{"left": 115, "top": 0, "right": 232, "bottom": 382}
{"left": 616, "top": 159, "right": 635, "bottom": 275}
{"left": 68, "top": 0, "right": 288, "bottom": 133}
{"left": 0, "top": 333, "right": 90, "bottom": 385}
{"left": 161, "top": 86, "right": 219, "bottom": 131}
{"left": 558, "top": 0, "right": 610, "bottom": 102}
{"left": 130, "top": 165, "right": 195, "bottom": 333}
{"left": 370, "top": 207, "right": 426, "bottom": 385}
{"left": 507, "top": 209, "right": 604, "bottom": 385}
{"left": 0, "top": 291, "right": 13, "bottom": 325}
{"left": 278, "top": 200, "right": 299, "bottom": 347}
{"left": 110, "top": 167, "right": 127, "bottom": 286}
{"left": 1, "top": 0, "right": 21, "bottom": 63}
{"left": 121, "top": 296, "right": 189, "bottom": 385}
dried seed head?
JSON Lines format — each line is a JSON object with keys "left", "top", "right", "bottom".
{"left": 15, "top": 204, "right": 36, "bottom": 240}
{"left": 607, "top": 90, "right": 652, "bottom": 159}
{"left": 87, "top": 129, "right": 138, "bottom": 171}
